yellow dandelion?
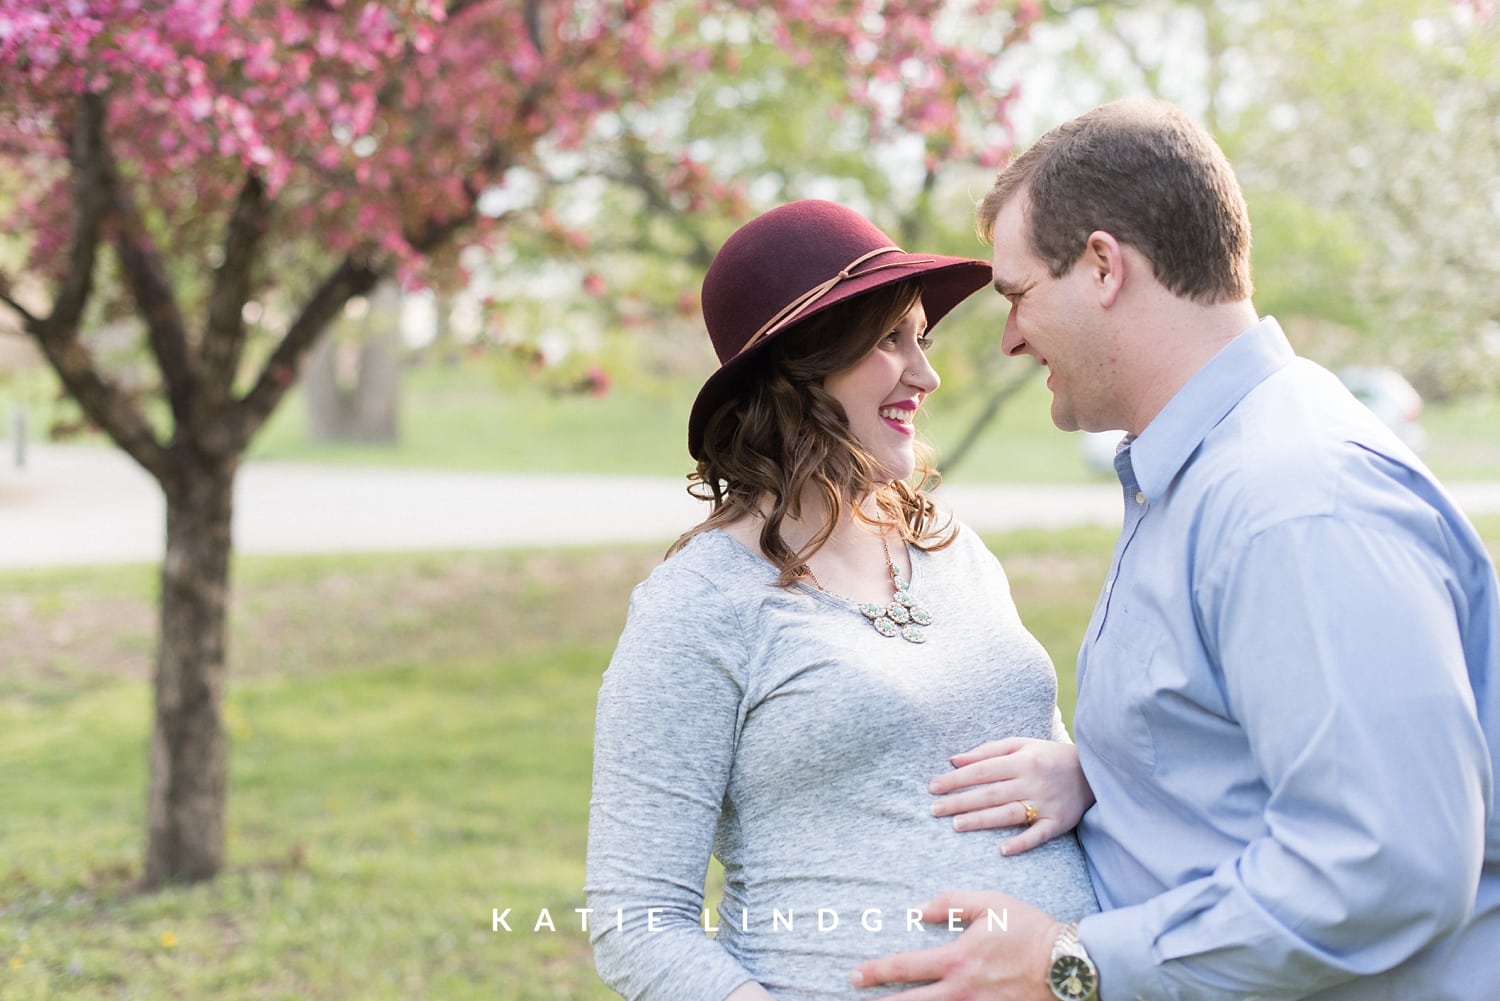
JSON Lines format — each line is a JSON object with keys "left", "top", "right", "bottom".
{"left": 8, "top": 956, "right": 23, "bottom": 970}
{"left": 160, "top": 931, "right": 179, "bottom": 949}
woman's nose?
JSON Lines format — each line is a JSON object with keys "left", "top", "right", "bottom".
{"left": 906, "top": 349, "right": 940, "bottom": 393}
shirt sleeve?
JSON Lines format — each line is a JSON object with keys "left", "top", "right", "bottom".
{"left": 584, "top": 562, "right": 758, "bottom": 1001}
{"left": 1079, "top": 513, "right": 1491, "bottom": 1001}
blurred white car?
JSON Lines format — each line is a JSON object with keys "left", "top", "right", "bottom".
{"left": 1337, "top": 365, "right": 1428, "bottom": 453}
{"left": 1079, "top": 365, "right": 1428, "bottom": 475}
{"left": 1079, "top": 429, "right": 1129, "bottom": 476}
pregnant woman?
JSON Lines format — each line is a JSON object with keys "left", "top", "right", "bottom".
{"left": 585, "top": 200, "right": 1097, "bottom": 999}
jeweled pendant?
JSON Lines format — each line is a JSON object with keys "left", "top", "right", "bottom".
{"left": 802, "top": 537, "right": 933, "bottom": 642}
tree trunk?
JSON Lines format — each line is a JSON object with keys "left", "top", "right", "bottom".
{"left": 303, "top": 281, "right": 402, "bottom": 444}
{"left": 143, "top": 451, "right": 236, "bottom": 887}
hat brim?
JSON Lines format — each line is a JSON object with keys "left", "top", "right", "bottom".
{"left": 687, "top": 254, "right": 993, "bottom": 461}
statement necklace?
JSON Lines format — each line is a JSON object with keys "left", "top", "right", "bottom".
{"left": 800, "top": 538, "right": 932, "bottom": 643}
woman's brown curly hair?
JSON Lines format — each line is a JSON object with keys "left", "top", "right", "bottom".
{"left": 669, "top": 278, "right": 956, "bottom": 583}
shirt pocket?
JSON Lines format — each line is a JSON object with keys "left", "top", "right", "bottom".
{"left": 1077, "top": 608, "right": 1163, "bottom": 780}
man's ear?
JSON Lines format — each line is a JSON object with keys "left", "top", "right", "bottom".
{"left": 1083, "top": 230, "right": 1126, "bottom": 308}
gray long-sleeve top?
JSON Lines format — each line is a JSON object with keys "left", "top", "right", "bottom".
{"left": 585, "top": 526, "right": 1098, "bottom": 1000}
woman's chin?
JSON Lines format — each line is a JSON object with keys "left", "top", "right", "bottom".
{"left": 874, "top": 458, "right": 917, "bottom": 484}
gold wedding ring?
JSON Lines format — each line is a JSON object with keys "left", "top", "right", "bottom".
{"left": 1021, "top": 800, "right": 1039, "bottom": 825}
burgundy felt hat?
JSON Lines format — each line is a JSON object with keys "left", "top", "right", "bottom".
{"left": 689, "top": 199, "right": 992, "bottom": 460}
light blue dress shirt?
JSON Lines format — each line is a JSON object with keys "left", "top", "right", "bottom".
{"left": 1074, "top": 318, "right": 1500, "bottom": 1001}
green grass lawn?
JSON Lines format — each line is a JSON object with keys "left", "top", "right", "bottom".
{"left": 1, "top": 648, "right": 615, "bottom": 1001}
{"left": 0, "top": 530, "right": 1115, "bottom": 1001}
{"left": 3, "top": 519, "right": 1498, "bottom": 999}
{"left": 247, "top": 363, "right": 702, "bottom": 481}
{"left": 0, "top": 546, "right": 656, "bottom": 1001}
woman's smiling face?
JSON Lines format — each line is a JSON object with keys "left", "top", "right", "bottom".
{"left": 821, "top": 299, "right": 937, "bottom": 483}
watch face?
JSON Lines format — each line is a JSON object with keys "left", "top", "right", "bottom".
{"left": 1048, "top": 955, "right": 1097, "bottom": 1001}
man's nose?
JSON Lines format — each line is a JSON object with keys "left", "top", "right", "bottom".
{"left": 999, "top": 311, "right": 1026, "bottom": 357}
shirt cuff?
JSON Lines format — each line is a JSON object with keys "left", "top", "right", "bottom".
{"left": 1078, "top": 906, "right": 1169, "bottom": 1001}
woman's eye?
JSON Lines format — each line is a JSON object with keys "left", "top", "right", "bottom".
{"left": 917, "top": 335, "right": 933, "bottom": 350}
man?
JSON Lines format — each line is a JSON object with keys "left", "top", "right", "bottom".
{"left": 853, "top": 99, "right": 1499, "bottom": 1000}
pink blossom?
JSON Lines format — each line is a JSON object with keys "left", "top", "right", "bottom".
{"left": 0, "top": 0, "right": 1027, "bottom": 342}
{"left": 582, "top": 365, "right": 612, "bottom": 398}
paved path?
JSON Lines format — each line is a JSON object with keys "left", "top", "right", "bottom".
{"left": 4, "top": 443, "right": 1500, "bottom": 569}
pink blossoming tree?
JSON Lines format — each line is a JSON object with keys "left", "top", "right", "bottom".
{"left": 0, "top": 0, "right": 1033, "bottom": 887}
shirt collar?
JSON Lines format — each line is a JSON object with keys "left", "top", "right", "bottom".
{"left": 1127, "top": 316, "right": 1296, "bottom": 501}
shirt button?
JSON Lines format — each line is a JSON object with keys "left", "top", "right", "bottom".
{"left": 1134, "top": 491, "right": 1146, "bottom": 505}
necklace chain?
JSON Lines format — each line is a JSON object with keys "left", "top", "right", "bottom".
{"left": 799, "top": 537, "right": 932, "bottom": 643}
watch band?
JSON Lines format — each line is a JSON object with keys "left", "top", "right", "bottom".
{"left": 1048, "top": 922, "right": 1099, "bottom": 1001}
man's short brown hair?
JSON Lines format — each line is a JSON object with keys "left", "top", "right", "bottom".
{"left": 978, "top": 99, "right": 1253, "bottom": 304}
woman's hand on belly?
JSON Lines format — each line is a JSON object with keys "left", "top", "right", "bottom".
{"left": 928, "top": 737, "right": 1096, "bottom": 856}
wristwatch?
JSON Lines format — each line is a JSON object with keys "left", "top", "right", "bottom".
{"left": 1047, "top": 922, "right": 1099, "bottom": 1001}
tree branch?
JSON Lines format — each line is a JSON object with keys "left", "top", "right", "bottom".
{"left": 406, "top": 184, "right": 484, "bottom": 254}
{"left": 201, "top": 173, "right": 269, "bottom": 403}
{"left": 937, "top": 366, "right": 1040, "bottom": 478}
{"left": 523, "top": 0, "right": 544, "bottom": 53}
{"left": 0, "top": 285, "right": 39, "bottom": 326}
{"left": 402, "top": 129, "right": 515, "bottom": 252}
{"left": 895, "top": 161, "right": 940, "bottom": 248}
{"left": 230, "top": 254, "right": 381, "bottom": 452}
{"left": 49, "top": 94, "right": 108, "bottom": 334}
{"left": 29, "top": 92, "right": 167, "bottom": 479}
{"left": 445, "top": 0, "right": 490, "bottom": 20}
{"left": 608, "top": 138, "right": 717, "bottom": 270}
{"left": 107, "top": 147, "right": 198, "bottom": 428}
